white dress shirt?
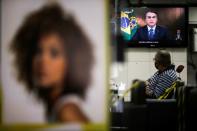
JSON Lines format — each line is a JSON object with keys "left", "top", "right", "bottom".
{"left": 147, "top": 25, "right": 156, "bottom": 35}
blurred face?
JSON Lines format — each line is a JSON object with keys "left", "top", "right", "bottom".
{"left": 153, "top": 55, "right": 161, "bottom": 71}
{"left": 33, "top": 33, "right": 67, "bottom": 88}
{"left": 154, "top": 56, "right": 164, "bottom": 72}
{"left": 154, "top": 60, "right": 160, "bottom": 70}
{"left": 145, "top": 12, "right": 158, "bottom": 27}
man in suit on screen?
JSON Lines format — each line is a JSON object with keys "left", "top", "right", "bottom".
{"left": 132, "top": 10, "right": 171, "bottom": 41}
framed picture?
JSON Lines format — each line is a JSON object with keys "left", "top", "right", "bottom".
{"left": 0, "top": 0, "right": 108, "bottom": 130}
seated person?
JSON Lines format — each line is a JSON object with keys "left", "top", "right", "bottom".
{"left": 132, "top": 10, "right": 171, "bottom": 41}
{"left": 146, "top": 50, "right": 177, "bottom": 98}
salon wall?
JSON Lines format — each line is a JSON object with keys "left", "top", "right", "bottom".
{"left": 1, "top": 0, "right": 106, "bottom": 123}
{"left": 188, "top": 7, "right": 197, "bottom": 86}
{"left": 111, "top": 48, "right": 187, "bottom": 101}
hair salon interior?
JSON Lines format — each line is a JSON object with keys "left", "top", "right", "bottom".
{"left": 110, "top": 0, "right": 197, "bottom": 131}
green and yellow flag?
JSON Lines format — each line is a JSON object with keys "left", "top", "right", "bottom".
{"left": 120, "top": 10, "right": 138, "bottom": 41}
{"left": 120, "top": 11, "right": 131, "bottom": 41}
{"left": 130, "top": 16, "right": 138, "bottom": 39}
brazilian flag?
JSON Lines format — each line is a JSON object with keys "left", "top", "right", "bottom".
{"left": 120, "top": 11, "right": 131, "bottom": 41}
{"left": 130, "top": 16, "right": 138, "bottom": 39}
{"left": 120, "top": 11, "right": 138, "bottom": 41}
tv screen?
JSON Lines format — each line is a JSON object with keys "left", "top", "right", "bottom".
{"left": 120, "top": 6, "right": 187, "bottom": 47}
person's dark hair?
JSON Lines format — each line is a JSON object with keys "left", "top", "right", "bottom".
{"left": 10, "top": 4, "right": 94, "bottom": 101}
{"left": 144, "top": 10, "right": 158, "bottom": 19}
{"left": 155, "top": 50, "right": 171, "bottom": 67}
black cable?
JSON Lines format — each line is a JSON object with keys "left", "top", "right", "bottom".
{"left": 188, "top": 48, "right": 196, "bottom": 70}
{"left": 190, "top": 53, "right": 196, "bottom": 69}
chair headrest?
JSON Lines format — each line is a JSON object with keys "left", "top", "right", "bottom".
{"left": 176, "top": 65, "right": 184, "bottom": 73}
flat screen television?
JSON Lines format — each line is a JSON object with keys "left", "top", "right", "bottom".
{"left": 119, "top": 6, "right": 188, "bottom": 48}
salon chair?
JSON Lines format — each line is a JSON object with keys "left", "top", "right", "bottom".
{"left": 124, "top": 65, "right": 185, "bottom": 131}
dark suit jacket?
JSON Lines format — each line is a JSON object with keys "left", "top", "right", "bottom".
{"left": 132, "top": 25, "right": 171, "bottom": 41}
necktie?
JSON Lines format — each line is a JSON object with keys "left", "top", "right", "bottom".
{"left": 149, "top": 28, "right": 154, "bottom": 40}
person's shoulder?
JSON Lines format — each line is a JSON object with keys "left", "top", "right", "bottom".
{"left": 165, "top": 69, "right": 176, "bottom": 75}
{"left": 137, "top": 25, "right": 147, "bottom": 32}
{"left": 59, "top": 102, "right": 89, "bottom": 123}
{"left": 157, "top": 25, "right": 168, "bottom": 31}
{"left": 163, "top": 68, "right": 177, "bottom": 79}
{"left": 150, "top": 71, "right": 159, "bottom": 79}
{"left": 56, "top": 95, "right": 89, "bottom": 123}
{"left": 139, "top": 25, "right": 147, "bottom": 30}
{"left": 154, "top": 70, "right": 160, "bottom": 75}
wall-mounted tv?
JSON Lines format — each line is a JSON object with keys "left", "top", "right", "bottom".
{"left": 120, "top": 6, "right": 188, "bottom": 48}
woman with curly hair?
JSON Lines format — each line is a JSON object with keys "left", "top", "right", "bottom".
{"left": 10, "top": 4, "right": 94, "bottom": 123}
